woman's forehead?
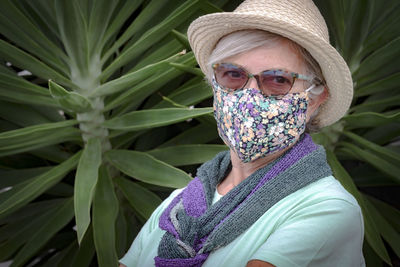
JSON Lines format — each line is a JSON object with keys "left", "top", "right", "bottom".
{"left": 224, "top": 40, "right": 307, "bottom": 74}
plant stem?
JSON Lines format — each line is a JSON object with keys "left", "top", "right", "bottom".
{"left": 72, "top": 55, "right": 111, "bottom": 152}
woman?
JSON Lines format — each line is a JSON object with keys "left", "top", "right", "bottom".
{"left": 120, "top": 0, "right": 365, "bottom": 266}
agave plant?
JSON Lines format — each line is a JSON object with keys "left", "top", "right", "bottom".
{"left": 314, "top": 0, "right": 400, "bottom": 266}
{"left": 0, "top": 0, "right": 399, "bottom": 266}
{"left": 0, "top": 0, "right": 236, "bottom": 266}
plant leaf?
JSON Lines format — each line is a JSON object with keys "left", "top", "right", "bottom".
{"left": 105, "top": 149, "right": 191, "bottom": 188}
{"left": 54, "top": 0, "right": 88, "bottom": 73}
{"left": 158, "top": 123, "right": 218, "bottom": 148}
{"left": 338, "top": 142, "right": 400, "bottom": 184}
{"left": 0, "top": 127, "right": 81, "bottom": 157}
{"left": 11, "top": 198, "right": 74, "bottom": 267}
{"left": 169, "top": 62, "right": 204, "bottom": 77}
{"left": 115, "top": 176, "right": 162, "bottom": 220}
{"left": 0, "top": 67, "right": 51, "bottom": 96}
{"left": 362, "top": 195, "right": 400, "bottom": 258}
{"left": 0, "top": 120, "right": 80, "bottom": 156}
{"left": 366, "top": 195, "right": 400, "bottom": 231}
{"left": 0, "top": 101, "right": 51, "bottom": 126}
{"left": 104, "top": 52, "right": 197, "bottom": 112}
{"left": 148, "top": 144, "right": 228, "bottom": 166}
{"left": 101, "top": 0, "right": 169, "bottom": 65}
{"left": 93, "top": 166, "right": 119, "bottom": 267}
{"left": 90, "top": 61, "right": 169, "bottom": 97}
{"left": 343, "top": 112, "right": 400, "bottom": 129}
{"left": 49, "top": 80, "right": 93, "bottom": 112}
{"left": 0, "top": 119, "right": 77, "bottom": 140}
{"left": 0, "top": 151, "right": 81, "bottom": 219}
{"left": 70, "top": 226, "right": 96, "bottom": 267}
{"left": 130, "top": 39, "right": 183, "bottom": 71}
{"left": 0, "top": 0, "right": 69, "bottom": 68}
{"left": 100, "top": 0, "right": 145, "bottom": 48}
{"left": 0, "top": 167, "right": 52, "bottom": 188}
{"left": 74, "top": 138, "right": 102, "bottom": 244}
{"left": 103, "top": 107, "right": 212, "bottom": 131}
{"left": 0, "top": 200, "right": 66, "bottom": 261}
{"left": 355, "top": 72, "right": 400, "bottom": 97}
{"left": 0, "top": 39, "right": 74, "bottom": 88}
{"left": 101, "top": 0, "right": 201, "bottom": 79}
{"left": 86, "top": 0, "right": 118, "bottom": 55}
{"left": 361, "top": 3, "right": 400, "bottom": 60}
{"left": 342, "top": 0, "right": 374, "bottom": 70}
{"left": 0, "top": 88, "right": 58, "bottom": 108}
{"left": 350, "top": 95, "right": 400, "bottom": 113}
{"left": 153, "top": 80, "right": 212, "bottom": 109}
{"left": 342, "top": 131, "right": 400, "bottom": 165}
{"left": 170, "top": 29, "right": 190, "bottom": 50}
{"left": 354, "top": 36, "right": 400, "bottom": 85}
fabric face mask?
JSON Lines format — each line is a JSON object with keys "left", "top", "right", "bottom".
{"left": 212, "top": 78, "right": 309, "bottom": 163}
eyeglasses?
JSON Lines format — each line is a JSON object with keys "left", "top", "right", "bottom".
{"left": 212, "top": 63, "right": 319, "bottom": 96}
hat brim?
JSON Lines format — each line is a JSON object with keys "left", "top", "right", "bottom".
{"left": 188, "top": 12, "right": 353, "bottom": 127}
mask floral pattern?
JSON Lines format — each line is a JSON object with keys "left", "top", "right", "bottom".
{"left": 212, "top": 78, "right": 309, "bottom": 163}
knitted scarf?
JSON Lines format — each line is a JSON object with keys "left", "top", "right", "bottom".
{"left": 155, "top": 134, "right": 332, "bottom": 266}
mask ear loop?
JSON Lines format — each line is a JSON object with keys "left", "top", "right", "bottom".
{"left": 305, "top": 84, "right": 324, "bottom": 95}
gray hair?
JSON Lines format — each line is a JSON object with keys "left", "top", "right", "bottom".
{"left": 206, "top": 30, "right": 326, "bottom": 131}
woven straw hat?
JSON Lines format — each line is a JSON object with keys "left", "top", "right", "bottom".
{"left": 187, "top": 0, "right": 353, "bottom": 127}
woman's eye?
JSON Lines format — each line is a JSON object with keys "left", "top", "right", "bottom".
{"left": 274, "top": 76, "right": 290, "bottom": 84}
{"left": 226, "top": 71, "right": 243, "bottom": 78}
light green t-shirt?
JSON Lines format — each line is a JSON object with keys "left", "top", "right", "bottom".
{"left": 120, "top": 176, "right": 365, "bottom": 267}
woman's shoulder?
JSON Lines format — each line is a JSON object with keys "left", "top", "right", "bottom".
{"left": 265, "top": 175, "right": 363, "bottom": 228}
{"left": 298, "top": 175, "right": 360, "bottom": 207}
{"left": 274, "top": 175, "right": 364, "bottom": 230}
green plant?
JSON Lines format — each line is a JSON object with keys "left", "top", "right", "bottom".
{"left": 0, "top": 0, "right": 399, "bottom": 266}
{"left": 314, "top": 1, "right": 400, "bottom": 265}
{"left": 0, "top": 0, "right": 235, "bottom": 266}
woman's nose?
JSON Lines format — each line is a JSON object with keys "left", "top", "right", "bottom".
{"left": 246, "top": 76, "right": 261, "bottom": 90}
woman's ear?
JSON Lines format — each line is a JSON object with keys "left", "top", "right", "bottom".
{"left": 306, "top": 86, "right": 329, "bottom": 122}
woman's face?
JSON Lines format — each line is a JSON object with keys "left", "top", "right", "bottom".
{"left": 222, "top": 38, "right": 326, "bottom": 122}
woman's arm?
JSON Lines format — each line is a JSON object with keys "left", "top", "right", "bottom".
{"left": 247, "top": 260, "right": 275, "bottom": 267}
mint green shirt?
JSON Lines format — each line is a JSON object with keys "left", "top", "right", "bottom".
{"left": 120, "top": 176, "right": 365, "bottom": 267}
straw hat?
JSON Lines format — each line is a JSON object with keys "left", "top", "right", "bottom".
{"left": 187, "top": 0, "right": 353, "bottom": 127}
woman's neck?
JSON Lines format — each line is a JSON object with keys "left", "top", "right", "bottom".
{"left": 217, "top": 147, "right": 291, "bottom": 195}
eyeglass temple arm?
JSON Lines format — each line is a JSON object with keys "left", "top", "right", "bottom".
{"left": 297, "top": 73, "right": 316, "bottom": 83}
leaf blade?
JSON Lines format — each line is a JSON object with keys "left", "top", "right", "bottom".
{"left": 103, "top": 107, "right": 212, "bottom": 131}
{"left": 0, "top": 151, "right": 81, "bottom": 218}
{"left": 148, "top": 144, "right": 228, "bottom": 166}
{"left": 115, "top": 177, "right": 162, "bottom": 220}
{"left": 343, "top": 112, "right": 400, "bottom": 129}
{"left": 74, "top": 138, "right": 102, "bottom": 244}
{"left": 11, "top": 198, "right": 74, "bottom": 267}
{"left": 49, "top": 80, "right": 93, "bottom": 112}
{"left": 105, "top": 150, "right": 191, "bottom": 188}
{"left": 93, "top": 166, "right": 119, "bottom": 267}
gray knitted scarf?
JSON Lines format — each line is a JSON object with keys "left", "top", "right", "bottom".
{"left": 155, "top": 134, "right": 332, "bottom": 266}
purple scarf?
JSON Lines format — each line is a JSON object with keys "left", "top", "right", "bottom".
{"left": 155, "top": 134, "right": 331, "bottom": 266}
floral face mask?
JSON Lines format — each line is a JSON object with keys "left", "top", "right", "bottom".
{"left": 212, "top": 78, "right": 309, "bottom": 163}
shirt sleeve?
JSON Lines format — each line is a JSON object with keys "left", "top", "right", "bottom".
{"left": 119, "top": 188, "right": 183, "bottom": 267}
{"left": 250, "top": 198, "right": 365, "bottom": 267}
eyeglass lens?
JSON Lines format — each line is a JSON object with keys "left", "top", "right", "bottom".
{"left": 213, "top": 63, "right": 294, "bottom": 96}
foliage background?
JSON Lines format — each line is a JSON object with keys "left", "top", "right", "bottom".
{"left": 0, "top": 0, "right": 399, "bottom": 266}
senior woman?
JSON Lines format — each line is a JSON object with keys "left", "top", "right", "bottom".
{"left": 119, "top": 0, "right": 365, "bottom": 266}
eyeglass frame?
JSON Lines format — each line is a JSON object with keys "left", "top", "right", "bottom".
{"left": 211, "top": 62, "right": 322, "bottom": 96}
